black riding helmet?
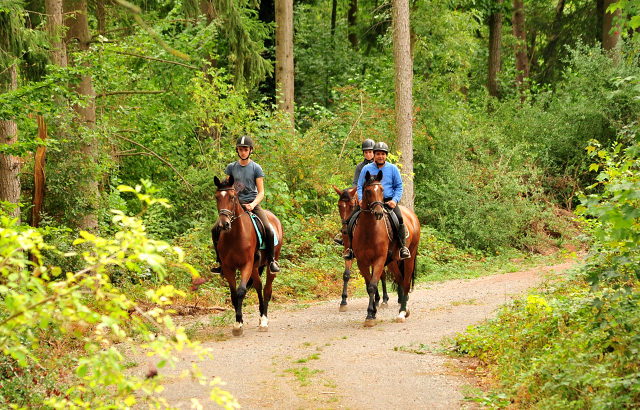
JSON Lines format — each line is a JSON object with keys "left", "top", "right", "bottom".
{"left": 373, "top": 141, "right": 389, "bottom": 153}
{"left": 362, "top": 138, "right": 375, "bottom": 151}
{"left": 236, "top": 135, "right": 254, "bottom": 159}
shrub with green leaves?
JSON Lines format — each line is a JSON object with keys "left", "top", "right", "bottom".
{"left": 0, "top": 183, "right": 238, "bottom": 409}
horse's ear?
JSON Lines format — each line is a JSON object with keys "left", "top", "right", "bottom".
{"left": 376, "top": 170, "right": 383, "bottom": 181}
{"left": 347, "top": 187, "right": 357, "bottom": 197}
{"left": 228, "top": 175, "right": 234, "bottom": 186}
{"left": 333, "top": 185, "right": 342, "bottom": 196}
{"left": 365, "top": 171, "right": 371, "bottom": 181}
{"left": 214, "top": 176, "right": 221, "bottom": 188}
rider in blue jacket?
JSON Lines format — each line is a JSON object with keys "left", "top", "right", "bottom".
{"left": 344, "top": 141, "right": 411, "bottom": 260}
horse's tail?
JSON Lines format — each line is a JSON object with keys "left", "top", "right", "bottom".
{"left": 410, "top": 257, "right": 418, "bottom": 291}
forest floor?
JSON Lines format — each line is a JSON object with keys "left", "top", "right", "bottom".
{"left": 149, "top": 260, "right": 576, "bottom": 409}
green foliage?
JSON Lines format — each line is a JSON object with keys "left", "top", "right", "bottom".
{"left": 0, "top": 185, "right": 238, "bottom": 409}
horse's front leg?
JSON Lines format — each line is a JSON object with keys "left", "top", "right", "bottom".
{"left": 339, "top": 259, "right": 352, "bottom": 312}
{"left": 232, "top": 263, "right": 253, "bottom": 336}
{"left": 222, "top": 266, "right": 242, "bottom": 336}
{"left": 260, "top": 266, "right": 277, "bottom": 331}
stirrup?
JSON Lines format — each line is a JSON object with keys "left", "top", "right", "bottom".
{"left": 400, "top": 247, "right": 411, "bottom": 260}
{"left": 334, "top": 235, "right": 344, "bottom": 246}
{"left": 343, "top": 249, "right": 353, "bottom": 261}
{"left": 210, "top": 264, "right": 222, "bottom": 274}
{"left": 269, "top": 260, "right": 281, "bottom": 273}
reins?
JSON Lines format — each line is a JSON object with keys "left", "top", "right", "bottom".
{"left": 361, "top": 182, "right": 387, "bottom": 213}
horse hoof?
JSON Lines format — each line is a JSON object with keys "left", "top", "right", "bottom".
{"left": 364, "top": 319, "right": 376, "bottom": 327}
{"left": 232, "top": 323, "right": 244, "bottom": 336}
{"left": 380, "top": 302, "right": 388, "bottom": 309}
{"left": 396, "top": 311, "right": 407, "bottom": 323}
{"left": 258, "top": 325, "right": 268, "bottom": 332}
{"left": 339, "top": 304, "right": 348, "bottom": 312}
{"left": 396, "top": 317, "right": 406, "bottom": 323}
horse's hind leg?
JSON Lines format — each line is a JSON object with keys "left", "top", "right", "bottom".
{"left": 252, "top": 266, "right": 269, "bottom": 331}
{"left": 339, "top": 260, "right": 352, "bottom": 312}
{"left": 380, "top": 270, "right": 389, "bottom": 309}
{"left": 260, "top": 268, "right": 277, "bottom": 331}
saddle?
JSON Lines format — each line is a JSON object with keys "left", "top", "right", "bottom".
{"left": 249, "top": 213, "right": 279, "bottom": 250}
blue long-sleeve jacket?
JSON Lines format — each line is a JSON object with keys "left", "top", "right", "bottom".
{"left": 357, "top": 161, "right": 403, "bottom": 204}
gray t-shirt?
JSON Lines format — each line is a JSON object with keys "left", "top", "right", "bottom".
{"left": 225, "top": 160, "right": 265, "bottom": 203}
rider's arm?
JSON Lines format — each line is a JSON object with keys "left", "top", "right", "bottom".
{"left": 391, "top": 165, "right": 403, "bottom": 204}
{"left": 357, "top": 165, "right": 368, "bottom": 202}
{"left": 246, "top": 177, "right": 265, "bottom": 211}
{"left": 352, "top": 162, "right": 363, "bottom": 188}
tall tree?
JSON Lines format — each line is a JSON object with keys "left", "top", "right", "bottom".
{"left": 487, "top": 0, "right": 503, "bottom": 97}
{"left": 348, "top": 0, "right": 358, "bottom": 48}
{"left": 64, "top": 0, "right": 99, "bottom": 231}
{"left": 331, "top": 0, "right": 337, "bottom": 36}
{"left": 392, "top": 0, "right": 413, "bottom": 210}
{"left": 603, "top": 0, "right": 621, "bottom": 53}
{"left": 46, "top": 0, "right": 68, "bottom": 67}
{"left": 275, "top": 0, "right": 294, "bottom": 127}
{"left": 0, "top": 65, "right": 21, "bottom": 222}
{"left": 512, "top": 0, "right": 529, "bottom": 100}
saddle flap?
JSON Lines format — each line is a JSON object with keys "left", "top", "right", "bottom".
{"left": 249, "top": 213, "right": 279, "bottom": 249}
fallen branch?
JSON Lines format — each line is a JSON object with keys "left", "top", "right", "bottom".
{"left": 96, "top": 90, "right": 166, "bottom": 98}
{"left": 107, "top": 50, "right": 199, "bottom": 70}
{"left": 114, "top": 134, "right": 193, "bottom": 192}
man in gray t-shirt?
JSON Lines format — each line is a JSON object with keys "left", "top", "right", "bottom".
{"left": 211, "top": 136, "right": 281, "bottom": 274}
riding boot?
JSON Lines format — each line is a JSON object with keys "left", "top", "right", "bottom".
{"left": 342, "top": 205, "right": 360, "bottom": 260}
{"left": 398, "top": 223, "right": 411, "bottom": 260}
{"left": 333, "top": 232, "right": 344, "bottom": 246}
{"left": 265, "top": 228, "right": 281, "bottom": 273}
{"left": 210, "top": 224, "right": 222, "bottom": 273}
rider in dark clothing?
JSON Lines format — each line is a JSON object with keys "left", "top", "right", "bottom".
{"left": 334, "top": 139, "right": 375, "bottom": 246}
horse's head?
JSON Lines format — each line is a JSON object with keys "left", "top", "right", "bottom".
{"left": 362, "top": 170, "right": 384, "bottom": 220}
{"left": 333, "top": 186, "right": 357, "bottom": 234}
{"left": 214, "top": 175, "right": 238, "bottom": 231}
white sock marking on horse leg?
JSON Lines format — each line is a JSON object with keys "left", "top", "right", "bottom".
{"left": 234, "top": 322, "right": 243, "bottom": 330}
{"left": 260, "top": 315, "right": 268, "bottom": 328}
{"left": 398, "top": 311, "right": 406, "bottom": 319}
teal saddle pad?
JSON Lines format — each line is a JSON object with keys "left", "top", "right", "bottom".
{"left": 250, "top": 213, "right": 279, "bottom": 250}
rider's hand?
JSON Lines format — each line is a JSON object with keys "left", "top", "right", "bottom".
{"left": 386, "top": 200, "right": 397, "bottom": 209}
{"left": 245, "top": 203, "right": 255, "bottom": 211}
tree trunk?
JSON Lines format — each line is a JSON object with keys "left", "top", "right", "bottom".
{"left": 603, "top": 0, "right": 621, "bottom": 56}
{"left": 540, "top": 0, "right": 564, "bottom": 83}
{"left": 97, "top": 0, "right": 106, "bottom": 36}
{"left": 512, "top": 0, "right": 528, "bottom": 101}
{"left": 46, "top": 0, "right": 68, "bottom": 67}
{"left": 487, "top": 0, "right": 503, "bottom": 98}
{"left": 275, "top": 0, "right": 294, "bottom": 128}
{"left": 0, "top": 65, "right": 21, "bottom": 222}
{"left": 64, "top": 0, "right": 99, "bottom": 231}
{"left": 32, "top": 116, "right": 47, "bottom": 228}
{"left": 331, "top": 0, "right": 337, "bottom": 36}
{"left": 392, "top": 0, "right": 413, "bottom": 211}
{"left": 347, "top": 0, "right": 358, "bottom": 49}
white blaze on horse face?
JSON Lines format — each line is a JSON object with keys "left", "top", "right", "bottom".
{"left": 220, "top": 191, "right": 227, "bottom": 198}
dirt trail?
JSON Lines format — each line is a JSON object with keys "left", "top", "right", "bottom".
{"left": 158, "top": 261, "right": 575, "bottom": 409}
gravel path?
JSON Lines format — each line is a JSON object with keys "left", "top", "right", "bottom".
{"left": 158, "top": 261, "right": 575, "bottom": 409}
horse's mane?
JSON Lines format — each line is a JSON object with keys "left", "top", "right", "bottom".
{"left": 217, "top": 177, "right": 233, "bottom": 190}
{"left": 339, "top": 188, "right": 354, "bottom": 202}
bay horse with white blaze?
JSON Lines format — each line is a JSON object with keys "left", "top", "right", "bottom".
{"left": 333, "top": 186, "right": 389, "bottom": 312}
{"left": 213, "top": 175, "right": 283, "bottom": 336}
{"left": 352, "top": 170, "right": 420, "bottom": 326}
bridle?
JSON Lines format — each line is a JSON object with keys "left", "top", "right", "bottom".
{"left": 216, "top": 187, "right": 247, "bottom": 224}
{"left": 340, "top": 195, "right": 357, "bottom": 226}
{"left": 362, "top": 182, "right": 385, "bottom": 213}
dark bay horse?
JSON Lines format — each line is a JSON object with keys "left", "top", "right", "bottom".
{"left": 333, "top": 186, "right": 389, "bottom": 312}
{"left": 213, "top": 175, "right": 283, "bottom": 336}
{"left": 351, "top": 170, "right": 420, "bottom": 326}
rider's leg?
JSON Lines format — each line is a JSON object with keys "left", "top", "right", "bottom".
{"left": 252, "top": 205, "right": 281, "bottom": 273}
{"left": 391, "top": 205, "right": 411, "bottom": 259}
{"left": 343, "top": 205, "right": 361, "bottom": 261}
{"left": 211, "top": 221, "right": 222, "bottom": 273}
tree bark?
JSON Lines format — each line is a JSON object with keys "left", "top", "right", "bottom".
{"left": 46, "top": 0, "right": 68, "bottom": 67}
{"left": 32, "top": 116, "right": 47, "bottom": 228}
{"left": 0, "top": 65, "right": 21, "bottom": 222}
{"left": 487, "top": 0, "right": 503, "bottom": 98}
{"left": 603, "top": 0, "right": 621, "bottom": 56}
{"left": 347, "top": 0, "right": 358, "bottom": 49}
{"left": 392, "top": 0, "right": 413, "bottom": 211}
{"left": 97, "top": 0, "right": 106, "bottom": 36}
{"left": 275, "top": 0, "right": 294, "bottom": 128}
{"left": 512, "top": 0, "right": 528, "bottom": 101}
{"left": 331, "top": 0, "right": 337, "bottom": 36}
{"left": 64, "top": 0, "right": 99, "bottom": 231}
{"left": 540, "top": 0, "right": 564, "bottom": 83}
